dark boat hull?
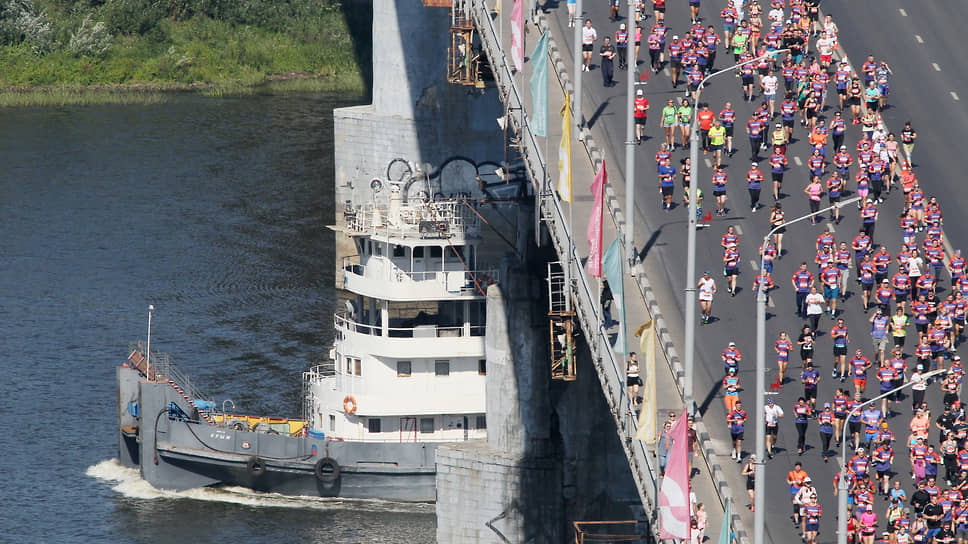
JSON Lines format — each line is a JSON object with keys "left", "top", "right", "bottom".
{"left": 118, "top": 366, "right": 437, "bottom": 502}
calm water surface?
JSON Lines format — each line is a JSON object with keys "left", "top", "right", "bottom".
{"left": 0, "top": 94, "right": 435, "bottom": 543}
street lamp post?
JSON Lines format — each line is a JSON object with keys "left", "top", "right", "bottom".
{"left": 683, "top": 49, "right": 788, "bottom": 416}
{"left": 572, "top": 0, "right": 584, "bottom": 135}
{"left": 624, "top": 0, "right": 637, "bottom": 266}
{"left": 835, "top": 368, "right": 947, "bottom": 544}
{"left": 753, "top": 195, "right": 860, "bottom": 544}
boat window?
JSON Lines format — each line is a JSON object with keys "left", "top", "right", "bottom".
{"left": 429, "top": 246, "right": 442, "bottom": 258}
{"left": 478, "top": 359, "right": 486, "bottom": 376}
{"left": 329, "top": 414, "right": 336, "bottom": 432}
{"left": 476, "top": 415, "right": 487, "bottom": 430}
{"left": 368, "top": 418, "right": 382, "bottom": 433}
{"left": 346, "top": 357, "right": 361, "bottom": 376}
{"left": 393, "top": 245, "right": 405, "bottom": 257}
{"left": 447, "top": 246, "right": 464, "bottom": 260}
{"left": 420, "top": 418, "right": 435, "bottom": 433}
{"left": 373, "top": 242, "right": 383, "bottom": 256}
{"left": 434, "top": 360, "right": 450, "bottom": 376}
{"left": 397, "top": 361, "right": 412, "bottom": 377}
{"left": 413, "top": 247, "right": 424, "bottom": 258}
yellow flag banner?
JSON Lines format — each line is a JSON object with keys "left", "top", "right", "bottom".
{"left": 557, "top": 92, "right": 572, "bottom": 202}
{"left": 634, "top": 320, "right": 656, "bottom": 443}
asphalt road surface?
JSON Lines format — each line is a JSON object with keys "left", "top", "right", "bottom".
{"left": 541, "top": 1, "right": 968, "bottom": 543}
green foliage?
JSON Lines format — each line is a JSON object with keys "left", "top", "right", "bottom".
{"left": 0, "top": 0, "right": 55, "bottom": 53}
{"left": 97, "top": 0, "right": 165, "bottom": 35}
{"left": 0, "top": 0, "right": 368, "bottom": 96}
{"left": 68, "top": 15, "right": 112, "bottom": 57}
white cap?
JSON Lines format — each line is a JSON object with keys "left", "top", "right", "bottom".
{"left": 729, "top": 341, "right": 736, "bottom": 346}
{"left": 637, "top": 89, "right": 643, "bottom": 95}
{"left": 673, "top": 35, "right": 679, "bottom": 40}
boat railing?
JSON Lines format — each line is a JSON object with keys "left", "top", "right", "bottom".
{"left": 334, "top": 312, "right": 486, "bottom": 338}
{"left": 342, "top": 256, "right": 498, "bottom": 294}
{"left": 348, "top": 199, "right": 481, "bottom": 240}
{"left": 304, "top": 364, "right": 336, "bottom": 384}
{"left": 129, "top": 341, "right": 212, "bottom": 404}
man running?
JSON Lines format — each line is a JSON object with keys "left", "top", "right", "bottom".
{"left": 698, "top": 270, "right": 717, "bottom": 324}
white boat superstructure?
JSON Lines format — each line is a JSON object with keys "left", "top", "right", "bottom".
{"left": 305, "top": 190, "right": 492, "bottom": 443}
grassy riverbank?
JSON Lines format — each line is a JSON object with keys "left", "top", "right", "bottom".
{"left": 0, "top": 0, "right": 371, "bottom": 105}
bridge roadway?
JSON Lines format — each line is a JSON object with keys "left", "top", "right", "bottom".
{"left": 534, "top": 0, "right": 968, "bottom": 543}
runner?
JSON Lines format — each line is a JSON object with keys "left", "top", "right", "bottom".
{"left": 728, "top": 400, "right": 748, "bottom": 462}
{"left": 661, "top": 99, "right": 676, "bottom": 149}
{"left": 698, "top": 270, "right": 717, "bottom": 324}
{"left": 901, "top": 121, "right": 917, "bottom": 166}
{"left": 770, "top": 203, "right": 786, "bottom": 256}
{"left": 765, "top": 396, "right": 784, "bottom": 458}
{"left": 794, "top": 397, "right": 812, "bottom": 454}
{"left": 747, "top": 162, "right": 764, "bottom": 212}
{"left": 832, "top": 318, "right": 850, "bottom": 379}
{"left": 769, "top": 147, "right": 787, "bottom": 201}
{"left": 677, "top": 98, "right": 693, "bottom": 149}
{"left": 818, "top": 403, "right": 835, "bottom": 462}
{"left": 709, "top": 120, "right": 726, "bottom": 168}
{"left": 581, "top": 19, "right": 597, "bottom": 72}
{"left": 719, "top": 101, "right": 737, "bottom": 156}
{"left": 634, "top": 89, "right": 650, "bottom": 144}
{"left": 747, "top": 113, "right": 765, "bottom": 161}
{"left": 776, "top": 331, "right": 793, "bottom": 384}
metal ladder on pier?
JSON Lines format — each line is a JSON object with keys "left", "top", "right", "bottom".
{"left": 468, "top": 0, "right": 660, "bottom": 519}
{"left": 547, "top": 262, "right": 577, "bottom": 381}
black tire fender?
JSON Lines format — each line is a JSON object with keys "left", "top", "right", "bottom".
{"left": 247, "top": 456, "right": 267, "bottom": 478}
{"left": 314, "top": 457, "right": 340, "bottom": 485}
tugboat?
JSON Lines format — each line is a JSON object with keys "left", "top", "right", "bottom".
{"left": 117, "top": 184, "right": 493, "bottom": 501}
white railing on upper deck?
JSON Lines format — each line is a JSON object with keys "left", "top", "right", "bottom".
{"left": 349, "top": 199, "right": 481, "bottom": 241}
{"left": 343, "top": 256, "right": 497, "bottom": 297}
{"left": 334, "top": 312, "right": 486, "bottom": 338}
{"left": 469, "top": 0, "right": 660, "bottom": 519}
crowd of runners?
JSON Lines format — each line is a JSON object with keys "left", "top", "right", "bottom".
{"left": 579, "top": 0, "right": 968, "bottom": 543}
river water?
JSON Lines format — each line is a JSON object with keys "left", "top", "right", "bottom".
{"left": 0, "top": 93, "right": 435, "bottom": 543}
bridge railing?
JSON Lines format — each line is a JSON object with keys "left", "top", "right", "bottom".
{"left": 469, "top": 0, "right": 659, "bottom": 518}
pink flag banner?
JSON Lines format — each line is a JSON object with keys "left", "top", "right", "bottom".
{"left": 659, "top": 408, "right": 691, "bottom": 540}
{"left": 586, "top": 161, "right": 606, "bottom": 277}
{"left": 510, "top": 0, "right": 524, "bottom": 73}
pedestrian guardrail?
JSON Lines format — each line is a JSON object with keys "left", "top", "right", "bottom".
{"left": 470, "top": 0, "right": 660, "bottom": 519}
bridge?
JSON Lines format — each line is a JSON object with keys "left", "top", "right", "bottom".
{"left": 330, "top": 0, "right": 961, "bottom": 541}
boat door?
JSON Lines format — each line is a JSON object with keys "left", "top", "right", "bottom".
{"left": 400, "top": 417, "right": 417, "bottom": 442}
{"left": 463, "top": 416, "right": 469, "bottom": 441}
{"left": 412, "top": 246, "right": 427, "bottom": 279}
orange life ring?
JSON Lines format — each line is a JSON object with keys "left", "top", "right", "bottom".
{"left": 343, "top": 395, "right": 357, "bottom": 414}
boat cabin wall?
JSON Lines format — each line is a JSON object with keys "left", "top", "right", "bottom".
{"left": 117, "top": 366, "right": 142, "bottom": 468}
{"left": 355, "top": 237, "right": 478, "bottom": 276}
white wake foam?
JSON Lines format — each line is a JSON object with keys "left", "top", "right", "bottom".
{"left": 86, "top": 459, "right": 433, "bottom": 514}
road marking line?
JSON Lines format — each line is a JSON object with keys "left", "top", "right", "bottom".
{"left": 899, "top": 8, "right": 908, "bottom": 16}
{"left": 828, "top": 223, "right": 836, "bottom": 233}
{"left": 735, "top": 224, "right": 744, "bottom": 235}
{"left": 705, "top": 158, "right": 713, "bottom": 168}
{"left": 750, "top": 260, "right": 759, "bottom": 271}
{"left": 664, "top": 67, "right": 671, "bottom": 77}
{"left": 952, "top": 92, "right": 961, "bottom": 101}
{"left": 915, "top": 34, "right": 923, "bottom": 44}
{"left": 932, "top": 63, "right": 941, "bottom": 72}
{"left": 768, "top": 296, "right": 775, "bottom": 308}
{"left": 794, "top": 156, "right": 803, "bottom": 166}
